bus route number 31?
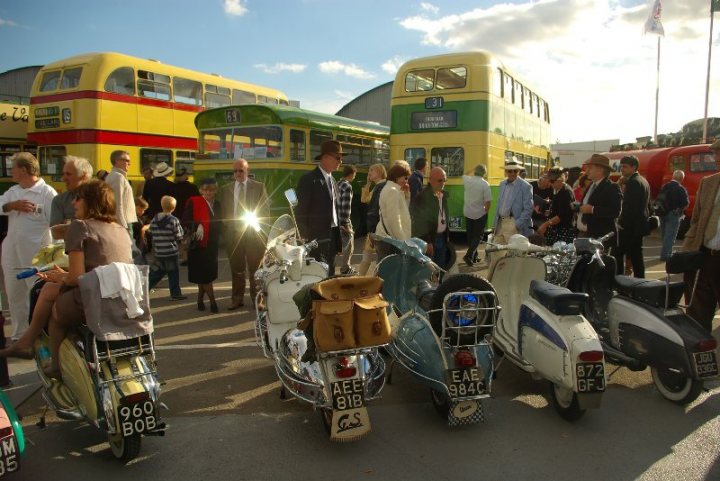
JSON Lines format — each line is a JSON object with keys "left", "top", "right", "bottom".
{"left": 119, "top": 400, "right": 156, "bottom": 436}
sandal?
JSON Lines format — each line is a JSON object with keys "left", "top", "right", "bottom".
{"left": 0, "top": 343, "right": 34, "bottom": 360}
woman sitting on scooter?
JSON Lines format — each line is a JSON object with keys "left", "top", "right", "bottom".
{"left": 31, "top": 181, "right": 132, "bottom": 378}
{"left": 537, "top": 168, "right": 577, "bottom": 245}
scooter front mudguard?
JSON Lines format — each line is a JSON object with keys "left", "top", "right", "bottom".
{"left": 0, "top": 389, "right": 24, "bottom": 460}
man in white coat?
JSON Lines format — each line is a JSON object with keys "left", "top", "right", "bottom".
{"left": 105, "top": 150, "right": 137, "bottom": 232}
{"left": 0, "top": 153, "right": 57, "bottom": 339}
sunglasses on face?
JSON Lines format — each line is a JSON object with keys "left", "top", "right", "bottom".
{"left": 234, "top": 169, "right": 245, "bottom": 173}
{"left": 435, "top": 178, "right": 447, "bottom": 183}
{"left": 507, "top": 170, "right": 520, "bottom": 174}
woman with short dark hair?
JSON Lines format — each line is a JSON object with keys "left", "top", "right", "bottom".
{"left": 375, "top": 162, "right": 413, "bottom": 261}
{"left": 538, "top": 169, "right": 577, "bottom": 245}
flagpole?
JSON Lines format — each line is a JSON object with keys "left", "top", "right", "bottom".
{"left": 702, "top": 1, "right": 715, "bottom": 143}
{"left": 654, "top": 35, "right": 661, "bottom": 142}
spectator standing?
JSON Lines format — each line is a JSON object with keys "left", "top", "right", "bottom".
{"left": 50, "top": 156, "right": 93, "bottom": 228}
{"left": 105, "top": 150, "right": 138, "bottom": 232}
{"left": 132, "top": 197, "right": 150, "bottom": 260}
{"left": 576, "top": 154, "right": 622, "bottom": 252}
{"left": 682, "top": 140, "right": 720, "bottom": 332}
{"left": 412, "top": 167, "right": 452, "bottom": 269}
{"left": 142, "top": 162, "right": 176, "bottom": 219}
{"left": 408, "top": 157, "right": 427, "bottom": 202}
{"left": 218, "top": 159, "right": 269, "bottom": 309}
{"left": 134, "top": 167, "right": 153, "bottom": 200}
{"left": 614, "top": 155, "right": 651, "bottom": 278}
{"left": 183, "top": 178, "right": 222, "bottom": 313}
{"left": 462, "top": 164, "right": 492, "bottom": 266}
{"left": 375, "top": 162, "right": 412, "bottom": 261}
{"left": 296, "top": 141, "right": 345, "bottom": 276}
{"left": 172, "top": 168, "right": 199, "bottom": 220}
{"left": 537, "top": 168, "right": 576, "bottom": 245}
{"left": 658, "top": 170, "right": 689, "bottom": 261}
{"left": 493, "top": 157, "right": 534, "bottom": 245}
{"left": 0, "top": 153, "right": 57, "bottom": 339}
{"left": 357, "top": 164, "right": 387, "bottom": 275}
{"left": 574, "top": 173, "right": 592, "bottom": 202}
{"left": 95, "top": 169, "right": 109, "bottom": 181}
{"left": 148, "top": 196, "right": 186, "bottom": 300}
{"left": 337, "top": 165, "right": 357, "bottom": 275}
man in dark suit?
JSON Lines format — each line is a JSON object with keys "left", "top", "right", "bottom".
{"left": 408, "top": 157, "right": 427, "bottom": 202}
{"left": 577, "top": 154, "right": 622, "bottom": 251}
{"left": 295, "top": 140, "right": 345, "bottom": 275}
{"left": 614, "top": 155, "right": 651, "bottom": 277}
{"left": 218, "top": 159, "right": 270, "bottom": 309}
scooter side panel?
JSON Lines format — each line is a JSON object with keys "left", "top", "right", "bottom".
{"left": 519, "top": 304, "right": 568, "bottom": 384}
{"left": 265, "top": 272, "right": 325, "bottom": 325}
{"left": 392, "top": 314, "right": 447, "bottom": 386}
{"left": 58, "top": 338, "right": 98, "bottom": 420}
{"left": 607, "top": 297, "right": 684, "bottom": 348}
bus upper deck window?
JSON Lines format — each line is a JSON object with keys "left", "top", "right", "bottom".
{"left": 60, "top": 67, "right": 82, "bottom": 90}
{"left": 436, "top": 67, "right": 466, "bottom": 90}
{"left": 174, "top": 77, "right": 203, "bottom": 106}
{"left": 104, "top": 67, "right": 135, "bottom": 95}
{"left": 405, "top": 69, "right": 434, "bottom": 92}
{"left": 39, "top": 71, "right": 61, "bottom": 92}
{"left": 233, "top": 89, "right": 256, "bottom": 104}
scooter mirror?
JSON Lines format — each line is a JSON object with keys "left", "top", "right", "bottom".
{"left": 284, "top": 189, "right": 298, "bottom": 207}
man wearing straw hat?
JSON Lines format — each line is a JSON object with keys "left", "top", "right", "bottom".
{"left": 493, "top": 157, "right": 533, "bottom": 245}
{"left": 143, "top": 161, "right": 176, "bottom": 218}
{"left": 576, "top": 153, "right": 622, "bottom": 251}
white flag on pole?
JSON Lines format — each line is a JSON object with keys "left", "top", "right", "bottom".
{"left": 644, "top": 0, "right": 665, "bottom": 36}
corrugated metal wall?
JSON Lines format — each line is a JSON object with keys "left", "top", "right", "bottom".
{"left": 336, "top": 81, "right": 392, "bottom": 127}
{"left": 0, "top": 66, "right": 42, "bottom": 103}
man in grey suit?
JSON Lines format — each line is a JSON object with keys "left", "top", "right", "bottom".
{"left": 493, "top": 157, "right": 533, "bottom": 245}
{"left": 218, "top": 159, "right": 270, "bottom": 309}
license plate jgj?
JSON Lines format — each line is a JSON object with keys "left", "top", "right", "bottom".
{"left": 694, "top": 351, "right": 719, "bottom": 378}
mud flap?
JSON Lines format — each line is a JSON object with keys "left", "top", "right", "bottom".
{"left": 330, "top": 407, "right": 371, "bottom": 441}
{"left": 448, "top": 399, "right": 484, "bottom": 426}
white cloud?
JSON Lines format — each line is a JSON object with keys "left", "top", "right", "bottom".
{"left": 381, "top": 56, "right": 406, "bottom": 75}
{"left": 0, "top": 17, "right": 18, "bottom": 27}
{"left": 334, "top": 90, "right": 355, "bottom": 100}
{"left": 223, "top": 0, "right": 247, "bottom": 16}
{"left": 398, "top": 0, "right": 720, "bottom": 143}
{"left": 420, "top": 2, "right": 439, "bottom": 15}
{"left": 319, "top": 60, "right": 375, "bottom": 79}
{"left": 254, "top": 63, "right": 306, "bottom": 74}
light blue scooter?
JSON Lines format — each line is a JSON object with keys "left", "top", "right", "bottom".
{"left": 374, "top": 235, "right": 499, "bottom": 426}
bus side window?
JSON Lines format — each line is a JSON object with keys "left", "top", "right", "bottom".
{"left": 38, "top": 146, "right": 66, "bottom": 177}
{"left": 140, "top": 148, "right": 173, "bottom": 173}
{"left": 39, "top": 71, "right": 61, "bottom": 92}
{"left": 232, "top": 89, "right": 256, "bottom": 104}
{"left": 430, "top": 147, "right": 464, "bottom": 177}
{"left": 289, "top": 129, "right": 306, "bottom": 162}
{"left": 405, "top": 148, "right": 426, "bottom": 164}
{"left": 60, "top": 67, "right": 83, "bottom": 90}
{"left": 174, "top": 77, "right": 203, "bottom": 106}
{"left": 138, "top": 70, "right": 171, "bottom": 101}
{"left": 310, "top": 130, "right": 333, "bottom": 161}
{"left": 104, "top": 67, "right": 135, "bottom": 95}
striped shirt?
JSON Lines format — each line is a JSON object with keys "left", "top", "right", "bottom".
{"left": 149, "top": 213, "right": 184, "bottom": 258}
{"left": 337, "top": 179, "right": 353, "bottom": 227}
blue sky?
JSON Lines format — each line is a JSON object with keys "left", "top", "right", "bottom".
{"left": 1, "top": 0, "right": 718, "bottom": 143}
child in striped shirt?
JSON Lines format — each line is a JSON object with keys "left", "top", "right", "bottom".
{"left": 148, "top": 195, "right": 186, "bottom": 300}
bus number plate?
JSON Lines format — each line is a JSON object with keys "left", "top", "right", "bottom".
{"left": 225, "top": 109, "right": 241, "bottom": 124}
{"left": 425, "top": 96, "right": 444, "bottom": 109}
{"left": 331, "top": 379, "right": 365, "bottom": 411}
{"left": 576, "top": 363, "right": 605, "bottom": 392}
{"left": 694, "top": 351, "right": 718, "bottom": 378}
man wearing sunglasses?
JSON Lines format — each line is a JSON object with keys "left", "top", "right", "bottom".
{"left": 493, "top": 157, "right": 534, "bottom": 245}
{"left": 219, "top": 158, "right": 269, "bottom": 309}
{"left": 411, "top": 167, "right": 453, "bottom": 270}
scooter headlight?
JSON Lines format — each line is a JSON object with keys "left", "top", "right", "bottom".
{"left": 446, "top": 293, "right": 480, "bottom": 327}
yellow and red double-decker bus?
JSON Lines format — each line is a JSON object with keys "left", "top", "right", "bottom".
{"left": 26, "top": 52, "right": 288, "bottom": 191}
{"left": 0, "top": 100, "right": 35, "bottom": 192}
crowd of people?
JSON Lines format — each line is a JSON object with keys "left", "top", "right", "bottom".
{"left": 0, "top": 138, "right": 717, "bottom": 373}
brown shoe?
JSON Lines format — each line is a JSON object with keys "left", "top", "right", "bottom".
{"left": 228, "top": 302, "right": 244, "bottom": 311}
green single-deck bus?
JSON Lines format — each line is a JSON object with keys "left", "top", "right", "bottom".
{"left": 390, "top": 51, "right": 552, "bottom": 230}
{"left": 193, "top": 104, "right": 390, "bottom": 229}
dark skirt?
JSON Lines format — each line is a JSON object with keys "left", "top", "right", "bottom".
{"left": 545, "top": 225, "right": 578, "bottom": 246}
{"left": 54, "top": 285, "right": 85, "bottom": 326}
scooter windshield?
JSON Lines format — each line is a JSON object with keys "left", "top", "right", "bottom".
{"left": 375, "top": 235, "right": 433, "bottom": 313}
{"left": 266, "top": 214, "right": 297, "bottom": 250}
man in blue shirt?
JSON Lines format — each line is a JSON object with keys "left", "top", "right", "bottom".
{"left": 408, "top": 157, "right": 427, "bottom": 202}
{"left": 658, "top": 170, "right": 689, "bottom": 261}
{"left": 493, "top": 157, "right": 533, "bottom": 245}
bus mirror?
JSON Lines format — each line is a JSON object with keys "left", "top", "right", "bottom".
{"left": 284, "top": 189, "right": 298, "bottom": 207}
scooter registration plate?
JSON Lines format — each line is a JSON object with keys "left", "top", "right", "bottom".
{"left": 694, "top": 351, "right": 719, "bottom": 378}
{"left": 576, "top": 363, "right": 605, "bottom": 393}
{"left": 331, "top": 379, "right": 365, "bottom": 411}
{"left": 0, "top": 436, "right": 19, "bottom": 475}
{"left": 117, "top": 400, "right": 157, "bottom": 437}
{"left": 446, "top": 367, "right": 484, "bottom": 398}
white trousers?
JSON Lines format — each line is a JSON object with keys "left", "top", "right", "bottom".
{"left": 1, "top": 237, "right": 39, "bottom": 339}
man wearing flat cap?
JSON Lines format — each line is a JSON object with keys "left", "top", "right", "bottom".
{"left": 682, "top": 140, "right": 720, "bottom": 331}
{"left": 614, "top": 155, "right": 651, "bottom": 278}
{"left": 296, "top": 140, "right": 345, "bottom": 275}
{"left": 577, "top": 154, "right": 622, "bottom": 251}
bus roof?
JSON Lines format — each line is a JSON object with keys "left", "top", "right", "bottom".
{"left": 196, "top": 104, "right": 390, "bottom": 138}
{"left": 33, "top": 51, "right": 287, "bottom": 100}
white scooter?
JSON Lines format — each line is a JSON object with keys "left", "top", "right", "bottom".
{"left": 488, "top": 235, "right": 606, "bottom": 421}
{"left": 254, "top": 190, "right": 386, "bottom": 441}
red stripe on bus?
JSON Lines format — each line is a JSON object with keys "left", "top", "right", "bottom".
{"left": 30, "top": 90, "right": 204, "bottom": 112}
{"left": 27, "top": 129, "right": 198, "bottom": 150}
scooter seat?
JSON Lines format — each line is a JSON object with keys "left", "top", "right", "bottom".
{"left": 614, "top": 276, "right": 685, "bottom": 308}
{"left": 529, "top": 280, "right": 588, "bottom": 316}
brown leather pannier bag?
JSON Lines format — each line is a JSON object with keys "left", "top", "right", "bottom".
{"left": 354, "top": 295, "right": 391, "bottom": 347}
{"left": 312, "top": 276, "right": 383, "bottom": 301}
{"left": 312, "top": 300, "right": 356, "bottom": 352}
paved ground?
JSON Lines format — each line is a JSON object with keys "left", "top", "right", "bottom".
{"left": 3, "top": 233, "right": 719, "bottom": 481}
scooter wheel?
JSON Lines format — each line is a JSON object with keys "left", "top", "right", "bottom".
{"left": 430, "top": 389, "right": 450, "bottom": 419}
{"left": 108, "top": 433, "right": 142, "bottom": 462}
{"left": 548, "top": 382, "right": 585, "bottom": 422}
{"left": 651, "top": 367, "right": 703, "bottom": 405}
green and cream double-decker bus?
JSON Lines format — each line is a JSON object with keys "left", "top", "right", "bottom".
{"left": 193, "top": 104, "right": 389, "bottom": 228}
{"left": 391, "top": 51, "right": 552, "bottom": 230}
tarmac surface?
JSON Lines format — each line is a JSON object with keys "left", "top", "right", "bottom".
{"left": 3, "top": 232, "right": 719, "bottom": 481}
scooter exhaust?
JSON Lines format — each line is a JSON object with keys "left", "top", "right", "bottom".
{"left": 600, "top": 342, "right": 646, "bottom": 371}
